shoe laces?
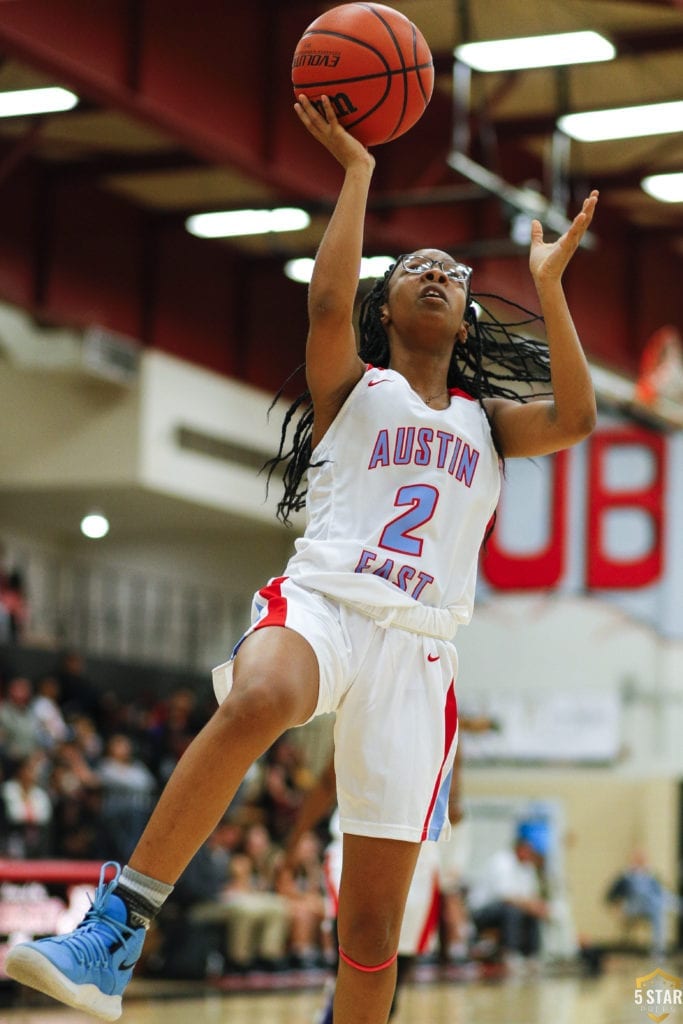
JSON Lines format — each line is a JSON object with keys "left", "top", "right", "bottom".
{"left": 60, "top": 862, "right": 137, "bottom": 969}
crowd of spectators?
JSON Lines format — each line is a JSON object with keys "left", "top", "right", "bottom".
{"left": 0, "top": 651, "right": 331, "bottom": 978}
{"left": 0, "top": 648, "right": 636, "bottom": 983}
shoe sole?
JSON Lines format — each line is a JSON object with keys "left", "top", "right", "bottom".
{"left": 5, "top": 946, "right": 123, "bottom": 1022}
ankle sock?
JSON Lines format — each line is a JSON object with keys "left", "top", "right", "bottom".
{"left": 114, "top": 865, "right": 174, "bottom": 929}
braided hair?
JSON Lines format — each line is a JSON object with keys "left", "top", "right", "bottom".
{"left": 264, "top": 260, "right": 552, "bottom": 525}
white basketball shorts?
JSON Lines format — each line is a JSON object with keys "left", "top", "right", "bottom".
{"left": 212, "top": 577, "right": 460, "bottom": 843}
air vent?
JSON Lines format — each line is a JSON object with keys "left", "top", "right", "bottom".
{"left": 176, "top": 425, "right": 267, "bottom": 471}
{"left": 82, "top": 326, "right": 140, "bottom": 385}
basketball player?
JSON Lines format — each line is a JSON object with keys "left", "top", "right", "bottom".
{"left": 6, "top": 94, "right": 598, "bottom": 1024}
{"left": 289, "top": 711, "right": 499, "bottom": 1023}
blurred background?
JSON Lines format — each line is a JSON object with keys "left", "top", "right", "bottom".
{"left": 0, "top": 0, "right": 682, "bottom": 998}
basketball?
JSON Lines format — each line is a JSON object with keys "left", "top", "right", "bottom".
{"left": 291, "top": 2, "right": 434, "bottom": 147}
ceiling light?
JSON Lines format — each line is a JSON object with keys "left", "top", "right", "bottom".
{"left": 0, "top": 86, "right": 78, "bottom": 117}
{"left": 455, "top": 31, "right": 615, "bottom": 72}
{"left": 80, "top": 512, "right": 110, "bottom": 539}
{"left": 558, "top": 101, "right": 683, "bottom": 142}
{"left": 284, "top": 255, "right": 394, "bottom": 284}
{"left": 186, "top": 207, "right": 310, "bottom": 239}
{"left": 641, "top": 173, "right": 683, "bottom": 203}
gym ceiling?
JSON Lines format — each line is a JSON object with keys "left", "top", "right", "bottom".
{"left": 0, "top": 0, "right": 681, "bottom": 396}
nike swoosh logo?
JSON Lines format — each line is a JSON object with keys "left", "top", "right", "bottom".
{"left": 119, "top": 959, "right": 139, "bottom": 971}
{"left": 427, "top": 653, "right": 440, "bottom": 662}
{"left": 368, "top": 379, "right": 389, "bottom": 387}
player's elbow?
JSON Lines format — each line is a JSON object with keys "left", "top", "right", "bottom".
{"left": 558, "top": 402, "right": 597, "bottom": 446}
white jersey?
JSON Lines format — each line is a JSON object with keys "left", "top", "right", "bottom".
{"left": 285, "top": 366, "right": 501, "bottom": 638}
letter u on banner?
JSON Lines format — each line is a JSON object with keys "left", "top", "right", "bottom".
{"left": 481, "top": 450, "right": 568, "bottom": 589}
{"left": 587, "top": 428, "right": 665, "bottom": 589}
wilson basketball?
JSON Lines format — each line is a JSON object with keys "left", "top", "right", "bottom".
{"left": 291, "top": 3, "right": 434, "bottom": 147}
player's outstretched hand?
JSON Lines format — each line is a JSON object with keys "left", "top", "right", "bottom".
{"left": 529, "top": 190, "right": 599, "bottom": 285}
{"left": 295, "top": 93, "right": 375, "bottom": 172}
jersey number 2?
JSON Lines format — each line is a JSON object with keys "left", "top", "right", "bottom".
{"left": 378, "top": 484, "right": 439, "bottom": 556}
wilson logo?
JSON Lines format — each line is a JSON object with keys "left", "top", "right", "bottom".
{"left": 311, "top": 93, "right": 359, "bottom": 119}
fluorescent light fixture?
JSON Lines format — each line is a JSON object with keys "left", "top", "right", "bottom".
{"left": 0, "top": 86, "right": 78, "bottom": 117}
{"left": 641, "top": 172, "right": 683, "bottom": 203}
{"left": 558, "top": 101, "right": 683, "bottom": 142}
{"left": 455, "top": 31, "right": 615, "bottom": 72}
{"left": 186, "top": 207, "right": 310, "bottom": 239}
{"left": 285, "top": 255, "right": 394, "bottom": 284}
{"left": 80, "top": 512, "right": 109, "bottom": 540}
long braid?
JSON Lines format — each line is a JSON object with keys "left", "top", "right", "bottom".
{"left": 265, "top": 261, "right": 551, "bottom": 525}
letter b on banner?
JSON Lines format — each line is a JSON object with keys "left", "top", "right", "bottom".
{"left": 587, "top": 428, "right": 665, "bottom": 589}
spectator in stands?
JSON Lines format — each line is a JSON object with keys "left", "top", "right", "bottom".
{"left": 606, "top": 848, "right": 681, "bottom": 957}
{"left": 468, "top": 824, "right": 549, "bottom": 972}
{"left": 219, "top": 822, "right": 292, "bottom": 972}
{"left": 0, "top": 569, "right": 29, "bottom": 643}
{"left": 97, "top": 733, "right": 157, "bottom": 862}
{"left": 70, "top": 713, "right": 104, "bottom": 766}
{"left": 0, "top": 675, "right": 43, "bottom": 771}
{"left": 50, "top": 738, "right": 103, "bottom": 859}
{"left": 32, "top": 674, "right": 70, "bottom": 750}
{"left": 146, "top": 687, "right": 204, "bottom": 784}
{"left": 255, "top": 737, "right": 310, "bottom": 843}
{"left": 0, "top": 544, "right": 9, "bottom": 638}
{"left": 54, "top": 649, "right": 103, "bottom": 729}
{"left": 277, "top": 829, "right": 327, "bottom": 968}
{"left": 1, "top": 751, "right": 53, "bottom": 857}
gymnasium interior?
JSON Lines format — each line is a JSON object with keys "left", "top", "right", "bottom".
{"left": 0, "top": 1, "right": 682, "bottom": 1022}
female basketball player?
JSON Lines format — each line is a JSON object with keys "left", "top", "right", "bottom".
{"left": 7, "top": 95, "right": 598, "bottom": 1024}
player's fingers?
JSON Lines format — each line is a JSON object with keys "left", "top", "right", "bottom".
{"left": 296, "top": 93, "right": 327, "bottom": 128}
{"left": 319, "top": 94, "right": 339, "bottom": 127}
{"left": 530, "top": 219, "right": 544, "bottom": 244}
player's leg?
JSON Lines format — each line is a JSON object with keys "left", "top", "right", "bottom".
{"left": 333, "top": 834, "right": 421, "bottom": 1024}
{"left": 6, "top": 625, "right": 319, "bottom": 1022}
{"left": 130, "top": 625, "right": 319, "bottom": 879}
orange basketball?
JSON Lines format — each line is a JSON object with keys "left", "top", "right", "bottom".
{"left": 291, "top": 2, "right": 434, "bottom": 147}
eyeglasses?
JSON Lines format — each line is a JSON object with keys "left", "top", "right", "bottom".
{"left": 398, "top": 254, "right": 472, "bottom": 286}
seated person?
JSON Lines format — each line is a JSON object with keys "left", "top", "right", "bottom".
{"left": 467, "top": 822, "right": 549, "bottom": 970}
{"left": 606, "top": 848, "right": 681, "bottom": 957}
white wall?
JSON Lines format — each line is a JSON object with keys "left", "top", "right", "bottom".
{"left": 456, "top": 592, "right": 683, "bottom": 774}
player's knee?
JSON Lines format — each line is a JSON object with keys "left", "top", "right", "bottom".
{"left": 337, "top": 908, "right": 401, "bottom": 966}
{"left": 227, "top": 666, "right": 312, "bottom": 732}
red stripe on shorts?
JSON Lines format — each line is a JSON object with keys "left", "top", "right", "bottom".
{"left": 415, "top": 876, "right": 441, "bottom": 954}
{"left": 254, "top": 576, "right": 289, "bottom": 630}
{"left": 420, "top": 678, "right": 459, "bottom": 841}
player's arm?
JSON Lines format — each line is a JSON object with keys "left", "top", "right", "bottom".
{"left": 294, "top": 94, "right": 371, "bottom": 446}
{"left": 484, "top": 192, "right": 599, "bottom": 459}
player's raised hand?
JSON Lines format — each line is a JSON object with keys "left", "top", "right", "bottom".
{"left": 295, "top": 93, "right": 375, "bottom": 172}
{"left": 529, "top": 190, "right": 599, "bottom": 285}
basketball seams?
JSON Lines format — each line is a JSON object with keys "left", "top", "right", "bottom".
{"left": 292, "top": 65, "right": 433, "bottom": 92}
{"left": 292, "top": 2, "right": 433, "bottom": 146}
{"left": 361, "top": 2, "right": 409, "bottom": 141}
{"left": 411, "top": 25, "right": 430, "bottom": 106}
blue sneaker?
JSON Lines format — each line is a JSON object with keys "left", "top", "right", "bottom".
{"left": 5, "top": 861, "right": 145, "bottom": 1022}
